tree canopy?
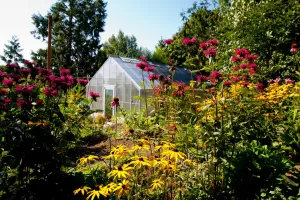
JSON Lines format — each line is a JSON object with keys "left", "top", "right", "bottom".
{"left": 162, "top": 0, "right": 300, "bottom": 80}
{"left": 0, "top": 36, "right": 24, "bottom": 63}
{"left": 31, "top": 0, "right": 107, "bottom": 77}
{"left": 103, "top": 30, "right": 153, "bottom": 60}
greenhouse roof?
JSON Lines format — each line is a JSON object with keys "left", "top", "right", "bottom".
{"left": 112, "top": 56, "right": 194, "bottom": 89}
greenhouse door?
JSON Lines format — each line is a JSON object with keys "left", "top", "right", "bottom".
{"left": 103, "top": 85, "right": 115, "bottom": 118}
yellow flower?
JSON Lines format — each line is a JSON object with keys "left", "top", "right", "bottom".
{"left": 154, "top": 142, "right": 176, "bottom": 151}
{"left": 77, "top": 155, "right": 98, "bottom": 165}
{"left": 114, "top": 180, "right": 131, "bottom": 198}
{"left": 102, "top": 145, "right": 131, "bottom": 160}
{"left": 161, "top": 161, "right": 176, "bottom": 172}
{"left": 73, "top": 186, "right": 91, "bottom": 196}
{"left": 108, "top": 164, "right": 133, "bottom": 179}
{"left": 102, "top": 182, "right": 117, "bottom": 196}
{"left": 137, "top": 139, "right": 152, "bottom": 145}
{"left": 129, "top": 156, "right": 151, "bottom": 168}
{"left": 131, "top": 142, "right": 150, "bottom": 152}
{"left": 151, "top": 178, "right": 164, "bottom": 190}
{"left": 151, "top": 157, "right": 168, "bottom": 167}
{"left": 87, "top": 187, "right": 107, "bottom": 199}
{"left": 161, "top": 149, "right": 186, "bottom": 162}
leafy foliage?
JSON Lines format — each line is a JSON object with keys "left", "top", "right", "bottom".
{"left": 0, "top": 60, "right": 96, "bottom": 199}
{"left": 31, "top": 0, "right": 107, "bottom": 77}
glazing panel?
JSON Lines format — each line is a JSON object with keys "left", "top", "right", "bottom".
{"left": 104, "top": 89, "right": 113, "bottom": 118}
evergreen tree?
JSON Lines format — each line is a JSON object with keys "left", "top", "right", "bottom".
{"left": 31, "top": 0, "right": 107, "bottom": 76}
{"left": 1, "top": 36, "right": 24, "bottom": 63}
{"left": 103, "top": 30, "right": 140, "bottom": 58}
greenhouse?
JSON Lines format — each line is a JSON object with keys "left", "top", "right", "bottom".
{"left": 86, "top": 56, "right": 194, "bottom": 116}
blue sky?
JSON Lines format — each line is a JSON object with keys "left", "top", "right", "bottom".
{"left": 0, "top": 0, "right": 196, "bottom": 64}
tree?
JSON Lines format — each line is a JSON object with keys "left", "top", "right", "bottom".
{"left": 31, "top": 0, "right": 107, "bottom": 76}
{"left": 1, "top": 36, "right": 24, "bottom": 63}
{"left": 162, "top": 3, "right": 220, "bottom": 67}
{"left": 137, "top": 47, "right": 153, "bottom": 60}
{"left": 103, "top": 30, "right": 140, "bottom": 58}
{"left": 152, "top": 46, "right": 168, "bottom": 64}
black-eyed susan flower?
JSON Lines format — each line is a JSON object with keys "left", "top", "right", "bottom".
{"left": 151, "top": 157, "right": 168, "bottom": 167}
{"left": 73, "top": 186, "right": 91, "bottom": 196}
{"left": 114, "top": 180, "right": 131, "bottom": 198}
{"left": 161, "top": 149, "right": 186, "bottom": 162}
{"left": 108, "top": 164, "right": 133, "bottom": 179}
{"left": 77, "top": 155, "right": 98, "bottom": 165}
{"left": 87, "top": 186, "right": 107, "bottom": 199}
{"left": 131, "top": 142, "right": 150, "bottom": 152}
{"left": 151, "top": 178, "right": 164, "bottom": 190}
{"left": 102, "top": 145, "right": 131, "bottom": 160}
{"left": 102, "top": 182, "right": 117, "bottom": 196}
{"left": 129, "top": 156, "right": 151, "bottom": 168}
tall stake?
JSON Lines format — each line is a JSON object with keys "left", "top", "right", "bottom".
{"left": 47, "top": 15, "right": 53, "bottom": 70}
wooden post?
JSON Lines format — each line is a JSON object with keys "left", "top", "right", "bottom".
{"left": 47, "top": 15, "right": 53, "bottom": 70}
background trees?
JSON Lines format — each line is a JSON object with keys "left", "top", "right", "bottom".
{"left": 0, "top": 36, "right": 24, "bottom": 63}
{"left": 103, "top": 30, "right": 153, "bottom": 60}
{"left": 31, "top": 0, "right": 107, "bottom": 77}
{"left": 161, "top": 0, "right": 300, "bottom": 81}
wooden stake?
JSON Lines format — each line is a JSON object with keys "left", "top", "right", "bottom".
{"left": 47, "top": 15, "right": 53, "bottom": 70}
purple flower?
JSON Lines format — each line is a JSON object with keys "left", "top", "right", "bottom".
{"left": 223, "top": 81, "right": 232, "bottom": 87}
{"left": 291, "top": 48, "right": 298, "bottom": 53}
{"left": 204, "top": 48, "right": 217, "bottom": 57}
{"left": 164, "top": 39, "right": 173, "bottom": 45}
{"left": 6, "top": 63, "right": 18, "bottom": 69}
{"left": 111, "top": 96, "right": 120, "bottom": 107}
{"left": 20, "top": 68, "right": 32, "bottom": 77}
{"left": 140, "top": 55, "right": 147, "bottom": 61}
{"left": 0, "top": 70, "right": 7, "bottom": 78}
{"left": 240, "top": 64, "right": 248, "bottom": 69}
{"left": 209, "top": 71, "right": 222, "bottom": 84}
{"left": 234, "top": 48, "right": 250, "bottom": 58}
{"left": 136, "top": 62, "right": 149, "bottom": 70}
{"left": 206, "top": 39, "right": 219, "bottom": 46}
{"left": 43, "top": 87, "right": 59, "bottom": 97}
{"left": 233, "top": 66, "right": 240, "bottom": 71}
{"left": 90, "top": 92, "right": 100, "bottom": 101}
{"left": 257, "top": 83, "right": 263, "bottom": 92}
{"left": 231, "top": 56, "right": 243, "bottom": 63}
{"left": 23, "top": 60, "right": 35, "bottom": 65}
{"left": 145, "top": 66, "right": 155, "bottom": 72}
{"left": 182, "top": 38, "right": 197, "bottom": 46}
{"left": 148, "top": 73, "right": 160, "bottom": 81}
{"left": 0, "top": 89, "right": 7, "bottom": 96}
{"left": 77, "top": 78, "right": 89, "bottom": 85}
{"left": 199, "top": 42, "right": 208, "bottom": 50}
{"left": 285, "top": 78, "right": 294, "bottom": 84}
{"left": 2, "top": 78, "right": 14, "bottom": 87}
{"left": 60, "top": 69, "right": 71, "bottom": 76}
{"left": 15, "top": 84, "right": 34, "bottom": 95}
{"left": 4, "top": 98, "right": 12, "bottom": 104}
{"left": 16, "top": 99, "right": 31, "bottom": 108}
{"left": 197, "top": 75, "right": 208, "bottom": 83}
{"left": 274, "top": 77, "right": 281, "bottom": 83}
{"left": 246, "top": 54, "right": 259, "bottom": 63}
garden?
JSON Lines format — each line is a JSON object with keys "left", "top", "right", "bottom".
{"left": 1, "top": 0, "right": 300, "bottom": 200}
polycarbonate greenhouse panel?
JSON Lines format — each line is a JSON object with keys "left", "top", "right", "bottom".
{"left": 113, "top": 56, "right": 195, "bottom": 89}
{"left": 86, "top": 56, "right": 194, "bottom": 113}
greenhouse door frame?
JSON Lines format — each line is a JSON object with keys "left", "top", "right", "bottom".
{"left": 103, "top": 85, "right": 116, "bottom": 116}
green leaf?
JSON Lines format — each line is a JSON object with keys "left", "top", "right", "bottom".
{"left": 293, "top": 109, "right": 298, "bottom": 121}
{"left": 140, "top": 81, "right": 145, "bottom": 87}
{"left": 133, "top": 96, "right": 141, "bottom": 100}
{"left": 281, "top": 175, "right": 299, "bottom": 187}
